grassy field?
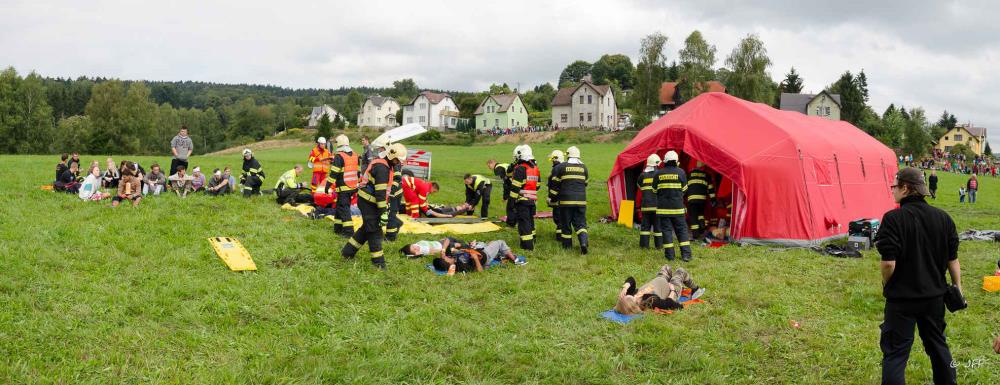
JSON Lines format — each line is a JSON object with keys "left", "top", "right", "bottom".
{"left": 1, "top": 142, "right": 998, "bottom": 384}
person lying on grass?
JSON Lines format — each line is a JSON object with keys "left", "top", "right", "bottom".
{"left": 614, "top": 265, "right": 706, "bottom": 315}
{"left": 400, "top": 237, "right": 469, "bottom": 258}
{"left": 429, "top": 240, "right": 526, "bottom": 274}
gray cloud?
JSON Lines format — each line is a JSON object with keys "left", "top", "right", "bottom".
{"left": 2, "top": 0, "right": 997, "bottom": 148}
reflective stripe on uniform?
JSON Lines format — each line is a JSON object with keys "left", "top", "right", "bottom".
{"left": 679, "top": 241, "right": 690, "bottom": 246}
{"left": 657, "top": 182, "right": 683, "bottom": 189}
{"left": 561, "top": 174, "right": 586, "bottom": 180}
{"left": 656, "top": 208, "right": 686, "bottom": 215}
{"left": 576, "top": 228, "right": 588, "bottom": 234}
{"left": 663, "top": 243, "right": 674, "bottom": 248}
{"left": 520, "top": 234, "right": 534, "bottom": 240}
{"left": 348, "top": 238, "right": 362, "bottom": 248}
{"left": 687, "top": 194, "right": 707, "bottom": 201}
{"left": 559, "top": 200, "right": 586, "bottom": 206}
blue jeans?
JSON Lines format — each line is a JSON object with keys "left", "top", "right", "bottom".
{"left": 968, "top": 189, "right": 977, "bottom": 203}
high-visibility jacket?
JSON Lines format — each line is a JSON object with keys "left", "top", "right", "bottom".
{"left": 402, "top": 175, "right": 432, "bottom": 217}
{"left": 638, "top": 170, "right": 658, "bottom": 211}
{"left": 654, "top": 165, "right": 687, "bottom": 215}
{"left": 685, "top": 167, "right": 715, "bottom": 202}
{"left": 358, "top": 158, "right": 392, "bottom": 209}
{"left": 465, "top": 174, "right": 491, "bottom": 194}
{"left": 275, "top": 169, "right": 300, "bottom": 190}
{"left": 327, "top": 151, "right": 360, "bottom": 192}
{"left": 494, "top": 163, "right": 511, "bottom": 199}
{"left": 510, "top": 161, "right": 540, "bottom": 202}
{"left": 546, "top": 162, "right": 560, "bottom": 205}
{"left": 551, "top": 161, "right": 588, "bottom": 207}
{"left": 308, "top": 146, "right": 332, "bottom": 173}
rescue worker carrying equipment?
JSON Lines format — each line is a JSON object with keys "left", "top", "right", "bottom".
{"left": 326, "top": 134, "right": 360, "bottom": 237}
{"left": 341, "top": 142, "right": 406, "bottom": 270}
{"left": 654, "top": 150, "right": 693, "bottom": 261}
{"left": 510, "top": 144, "right": 540, "bottom": 250}
{"left": 638, "top": 154, "right": 663, "bottom": 249}
{"left": 551, "top": 146, "right": 589, "bottom": 254}
{"left": 240, "top": 149, "right": 265, "bottom": 197}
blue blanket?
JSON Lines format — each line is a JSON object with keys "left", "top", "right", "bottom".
{"left": 600, "top": 310, "right": 642, "bottom": 324}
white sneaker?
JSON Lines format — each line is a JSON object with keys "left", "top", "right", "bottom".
{"left": 691, "top": 287, "right": 706, "bottom": 300}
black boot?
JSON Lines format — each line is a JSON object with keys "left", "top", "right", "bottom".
{"left": 664, "top": 248, "right": 675, "bottom": 261}
{"left": 371, "top": 256, "right": 386, "bottom": 270}
{"left": 579, "top": 232, "right": 589, "bottom": 255}
{"left": 341, "top": 243, "right": 357, "bottom": 260}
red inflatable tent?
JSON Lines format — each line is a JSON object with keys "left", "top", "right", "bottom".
{"left": 608, "top": 92, "right": 898, "bottom": 246}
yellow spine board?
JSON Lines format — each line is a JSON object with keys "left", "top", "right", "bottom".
{"left": 208, "top": 237, "right": 257, "bottom": 271}
{"left": 617, "top": 200, "right": 635, "bottom": 227}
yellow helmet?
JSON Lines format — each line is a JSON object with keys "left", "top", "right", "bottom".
{"left": 335, "top": 134, "right": 350, "bottom": 147}
{"left": 387, "top": 143, "right": 408, "bottom": 161}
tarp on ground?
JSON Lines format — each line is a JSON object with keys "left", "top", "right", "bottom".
{"left": 608, "top": 92, "right": 898, "bottom": 246}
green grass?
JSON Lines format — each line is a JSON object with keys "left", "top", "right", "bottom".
{"left": 1, "top": 143, "right": 998, "bottom": 384}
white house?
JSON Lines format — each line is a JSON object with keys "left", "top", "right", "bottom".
{"left": 357, "top": 95, "right": 400, "bottom": 129}
{"left": 401, "top": 91, "right": 461, "bottom": 131}
{"left": 550, "top": 79, "right": 617, "bottom": 129}
{"left": 306, "top": 105, "right": 345, "bottom": 127}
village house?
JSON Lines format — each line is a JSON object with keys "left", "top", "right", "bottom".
{"left": 550, "top": 78, "right": 617, "bottom": 129}
{"left": 474, "top": 93, "right": 529, "bottom": 131}
{"left": 779, "top": 91, "right": 842, "bottom": 120}
{"left": 659, "top": 81, "right": 726, "bottom": 114}
{"left": 401, "top": 91, "right": 460, "bottom": 130}
{"left": 357, "top": 95, "right": 400, "bottom": 129}
{"left": 936, "top": 123, "right": 988, "bottom": 155}
{"left": 306, "top": 105, "right": 345, "bottom": 127}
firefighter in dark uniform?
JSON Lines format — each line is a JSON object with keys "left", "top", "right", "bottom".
{"left": 463, "top": 173, "right": 492, "bottom": 218}
{"left": 510, "top": 145, "right": 539, "bottom": 250}
{"left": 240, "top": 149, "right": 265, "bottom": 196}
{"left": 487, "top": 158, "right": 515, "bottom": 227}
{"left": 552, "top": 146, "right": 589, "bottom": 254}
{"left": 685, "top": 161, "right": 715, "bottom": 240}
{"left": 325, "top": 135, "right": 360, "bottom": 237}
{"left": 638, "top": 154, "right": 663, "bottom": 249}
{"left": 341, "top": 142, "right": 406, "bottom": 270}
{"left": 546, "top": 150, "right": 564, "bottom": 241}
{"left": 655, "top": 150, "right": 693, "bottom": 261}
{"left": 384, "top": 165, "right": 404, "bottom": 242}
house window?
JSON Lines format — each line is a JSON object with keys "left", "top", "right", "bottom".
{"left": 511, "top": 119, "right": 515, "bottom": 126}
{"left": 954, "top": 134, "right": 962, "bottom": 141}
{"left": 587, "top": 113, "right": 592, "bottom": 122}
{"left": 483, "top": 119, "right": 486, "bottom": 127}
{"left": 944, "top": 136, "right": 949, "bottom": 141}
{"left": 825, "top": 106, "right": 831, "bottom": 115}
{"left": 419, "top": 103, "right": 426, "bottom": 110}
{"left": 406, "top": 117, "right": 413, "bottom": 123}
{"left": 588, "top": 95, "right": 592, "bottom": 104}
{"left": 561, "top": 114, "right": 568, "bottom": 123}
{"left": 579, "top": 113, "right": 584, "bottom": 122}
{"left": 495, "top": 119, "right": 499, "bottom": 127}
{"left": 579, "top": 95, "right": 584, "bottom": 104}
{"left": 419, "top": 116, "right": 426, "bottom": 123}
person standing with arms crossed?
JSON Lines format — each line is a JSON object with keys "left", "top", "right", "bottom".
{"left": 170, "top": 126, "right": 193, "bottom": 177}
{"left": 875, "top": 167, "right": 962, "bottom": 385}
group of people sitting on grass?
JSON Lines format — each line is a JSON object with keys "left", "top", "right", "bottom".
{"left": 399, "top": 237, "right": 527, "bottom": 274}
{"left": 52, "top": 153, "right": 239, "bottom": 205}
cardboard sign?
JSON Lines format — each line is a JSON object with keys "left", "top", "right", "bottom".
{"left": 403, "top": 149, "right": 432, "bottom": 179}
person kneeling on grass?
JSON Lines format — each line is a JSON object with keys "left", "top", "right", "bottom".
{"left": 113, "top": 163, "right": 143, "bottom": 207}
{"left": 614, "top": 265, "right": 705, "bottom": 315}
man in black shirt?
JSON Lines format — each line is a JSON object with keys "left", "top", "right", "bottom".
{"left": 927, "top": 169, "right": 938, "bottom": 199}
{"left": 875, "top": 167, "right": 961, "bottom": 385}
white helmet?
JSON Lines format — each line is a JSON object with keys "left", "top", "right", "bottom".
{"left": 335, "top": 134, "right": 350, "bottom": 147}
{"left": 518, "top": 145, "right": 534, "bottom": 161}
{"left": 566, "top": 146, "right": 581, "bottom": 159}
{"left": 242, "top": 149, "right": 252, "bottom": 157}
{"left": 664, "top": 150, "right": 679, "bottom": 163}
{"left": 646, "top": 154, "right": 661, "bottom": 167}
{"left": 513, "top": 145, "right": 525, "bottom": 161}
{"left": 387, "top": 143, "right": 408, "bottom": 161}
{"left": 317, "top": 137, "right": 327, "bottom": 144}
{"left": 549, "top": 150, "right": 564, "bottom": 163}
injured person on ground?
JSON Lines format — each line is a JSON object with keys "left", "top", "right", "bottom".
{"left": 614, "top": 265, "right": 705, "bottom": 315}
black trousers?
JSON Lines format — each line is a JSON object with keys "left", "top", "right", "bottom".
{"left": 515, "top": 201, "right": 536, "bottom": 250}
{"left": 334, "top": 190, "right": 356, "bottom": 234}
{"left": 275, "top": 187, "right": 311, "bottom": 205}
{"left": 930, "top": 187, "right": 937, "bottom": 199}
{"left": 552, "top": 205, "right": 562, "bottom": 241}
{"left": 558, "top": 205, "right": 588, "bottom": 249}
{"left": 659, "top": 214, "right": 692, "bottom": 260}
{"left": 170, "top": 158, "right": 188, "bottom": 177}
{"left": 881, "top": 296, "right": 955, "bottom": 385}
{"left": 242, "top": 176, "right": 262, "bottom": 197}
{"left": 385, "top": 196, "right": 403, "bottom": 241}
{"left": 687, "top": 200, "right": 706, "bottom": 237}
{"left": 639, "top": 209, "right": 662, "bottom": 248}
{"left": 341, "top": 198, "right": 385, "bottom": 264}
{"left": 465, "top": 184, "right": 492, "bottom": 218}
{"left": 505, "top": 194, "right": 516, "bottom": 227}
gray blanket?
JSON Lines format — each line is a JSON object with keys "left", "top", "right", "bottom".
{"left": 958, "top": 230, "right": 1000, "bottom": 241}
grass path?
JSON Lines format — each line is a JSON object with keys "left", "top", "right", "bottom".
{"left": 1, "top": 143, "right": 998, "bottom": 384}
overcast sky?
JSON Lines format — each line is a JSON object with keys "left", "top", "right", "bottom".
{"left": 3, "top": 0, "right": 998, "bottom": 148}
